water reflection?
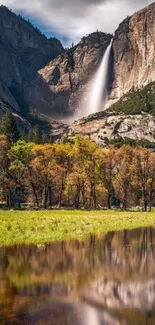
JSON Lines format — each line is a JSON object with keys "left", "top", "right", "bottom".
{"left": 0, "top": 227, "right": 155, "bottom": 324}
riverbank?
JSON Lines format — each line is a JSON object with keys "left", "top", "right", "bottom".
{"left": 0, "top": 210, "right": 154, "bottom": 246}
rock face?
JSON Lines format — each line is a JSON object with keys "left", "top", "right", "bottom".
{"left": 24, "top": 2, "right": 155, "bottom": 118}
{"left": 24, "top": 32, "right": 112, "bottom": 118}
{"left": 65, "top": 113, "right": 155, "bottom": 146}
{"left": 0, "top": 5, "right": 64, "bottom": 133}
{"left": 110, "top": 3, "right": 155, "bottom": 103}
{"left": 1, "top": 3, "right": 155, "bottom": 140}
{"left": 0, "top": 6, "right": 63, "bottom": 96}
{"left": 0, "top": 79, "right": 20, "bottom": 113}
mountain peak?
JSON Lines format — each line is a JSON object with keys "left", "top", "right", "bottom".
{"left": 0, "top": 5, "right": 64, "bottom": 94}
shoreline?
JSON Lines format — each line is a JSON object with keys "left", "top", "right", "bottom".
{"left": 0, "top": 210, "right": 154, "bottom": 247}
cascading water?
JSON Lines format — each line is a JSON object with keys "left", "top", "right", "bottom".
{"left": 87, "top": 38, "right": 113, "bottom": 115}
{"left": 66, "top": 39, "right": 113, "bottom": 123}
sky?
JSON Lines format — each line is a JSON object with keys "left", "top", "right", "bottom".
{"left": 0, "top": 0, "right": 153, "bottom": 46}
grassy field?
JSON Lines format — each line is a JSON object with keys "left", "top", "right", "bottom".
{"left": 0, "top": 210, "right": 155, "bottom": 246}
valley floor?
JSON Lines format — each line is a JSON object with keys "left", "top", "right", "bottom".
{"left": 0, "top": 210, "right": 155, "bottom": 246}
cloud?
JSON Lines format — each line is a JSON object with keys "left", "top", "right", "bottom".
{"left": 0, "top": 0, "right": 153, "bottom": 45}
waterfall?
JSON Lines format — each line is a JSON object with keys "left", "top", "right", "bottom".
{"left": 66, "top": 39, "right": 113, "bottom": 123}
{"left": 87, "top": 38, "right": 113, "bottom": 115}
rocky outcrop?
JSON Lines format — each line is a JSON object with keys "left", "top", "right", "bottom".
{"left": 0, "top": 78, "right": 29, "bottom": 131}
{"left": 0, "top": 79, "right": 20, "bottom": 113}
{"left": 64, "top": 113, "right": 155, "bottom": 146}
{"left": 110, "top": 3, "right": 155, "bottom": 104}
{"left": 24, "top": 32, "right": 112, "bottom": 118}
{"left": 0, "top": 5, "right": 63, "bottom": 96}
{"left": 36, "top": 114, "right": 68, "bottom": 141}
{"left": 49, "top": 120, "right": 68, "bottom": 141}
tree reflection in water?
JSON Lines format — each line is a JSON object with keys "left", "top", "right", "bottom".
{"left": 0, "top": 227, "right": 155, "bottom": 324}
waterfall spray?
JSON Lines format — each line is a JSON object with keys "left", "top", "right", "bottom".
{"left": 87, "top": 38, "right": 113, "bottom": 115}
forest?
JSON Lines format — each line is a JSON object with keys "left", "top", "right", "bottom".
{"left": 0, "top": 111, "right": 155, "bottom": 211}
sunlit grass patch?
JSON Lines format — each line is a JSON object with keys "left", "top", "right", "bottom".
{"left": 0, "top": 209, "right": 154, "bottom": 246}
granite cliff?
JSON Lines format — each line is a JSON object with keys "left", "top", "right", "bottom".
{"left": 110, "top": 2, "right": 155, "bottom": 104}
{"left": 24, "top": 32, "right": 112, "bottom": 118}
{"left": 0, "top": 5, "right": 64, "bottom": 135}
{"left": 1, "top": 3, "right": 155, "bottom": 144}
{"left": 23, "top": 2, "right": 155, "bottom": 119}
{"left": 0, "top": 79, "right": 20, "bottom": 113}
{"left": 0, "top": 6, "right": 63, "bottom": 93}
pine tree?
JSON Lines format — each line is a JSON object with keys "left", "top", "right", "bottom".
{"left": 28, "top": 128, "right": 34, "bottom": 142}
{"left": 32, "top": 125, "right": 42, "bottom": 144}
{"left": 0, "top": 110, "right": 20, "bottom": 143}
{"left": 42, "top": 132, "right": 49, "bottom": 144}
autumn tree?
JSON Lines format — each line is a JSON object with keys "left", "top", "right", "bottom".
{"left": 133, "top": 148, "right": 153, "bottom": 211}
{"left": 52, "top": 143, "right": 72, "bottom": 208}
{"left": 113, "top": 146, "right": 134, "bottom": 210}
{"left": 31, "top": 144, "right": 53, "bottom": 208}
{"left": 0, "top": 135, "right": 9, "bottom": 204}
{"left": 96, "top": 146, "right": 116, "bottom": 209}
{"left": 31, "top": 144, "right": 67, "bottom": 208}
{"left": 66, "top": 163, "right": 88, "bottom": 209}
{"left": 72, "top": 136, "right": 97, "bottom": 209}
{"left": 0, "top": 132, "right": 154, "bottom": 211}
{"left": 148, "top": 152, "right": 155, "bottom": 211}
{"left": 8, "top": 140, "right": 33, "bottom": 207}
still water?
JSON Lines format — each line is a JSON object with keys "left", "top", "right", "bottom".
{"left": 0, "top": 227, "right": 155, "bottom": 325}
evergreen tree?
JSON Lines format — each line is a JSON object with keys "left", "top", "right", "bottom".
{"left": 0, "top": 110, "right": 20, "bottom": 143}
{"left": 42, "top": 132, "right": 49, "bottom": 144}
{"left": 32, "top": 125, "right": 42, "bottom": 144}
{"left": 28, "top": 128, "right": 34, "bottom": 142}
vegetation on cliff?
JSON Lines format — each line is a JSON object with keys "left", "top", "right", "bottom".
{"left": 109, "top": 137, "right": 155, "bottom": 149}
{"left": 109, "top": 82, "right": 155, "bottom": 115}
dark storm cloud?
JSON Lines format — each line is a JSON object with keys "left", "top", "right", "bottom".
{"left": 1, "top": 0, "right": 153, "bottom": 45}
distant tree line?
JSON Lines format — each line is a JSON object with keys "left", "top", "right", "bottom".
{"left": 0, "top": 110, "right": 155, "bottom": 211}
{"left": 0, "top": 110, "right": 53, "bottom": 145}
{"left": 1, "top": 5, "right": 45, "bottom": 39}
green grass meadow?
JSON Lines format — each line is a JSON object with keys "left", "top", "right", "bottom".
{"left": 0, "top": 210, "right": 155, "bottom": 246}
